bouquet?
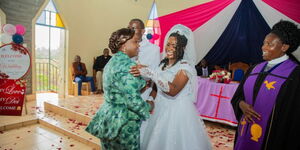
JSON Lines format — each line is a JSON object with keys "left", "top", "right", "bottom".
{"left": 209, "top": 69, "right": 231, "bottom": 84}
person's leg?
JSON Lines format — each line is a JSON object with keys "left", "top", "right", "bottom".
{"left": 84, "top": 76, "right": 96, "bottom": 92}
{"left": 99, "top": 70, "right": 103, "bottom": 91}
{"left": 74, "top": 77, "right": 82, "bottom": 95}
{"left": 96, "top": 71, "right": 101, "bottom": 91}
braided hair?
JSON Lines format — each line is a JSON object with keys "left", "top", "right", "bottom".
{"left": 270, "top": 20, "right": 300, "bottom": 63}
{"left": 108, "top": 28, "right": 135, "bottom": 53}
{"left": 160, "top": 32, "right": 188, "bottom": 70}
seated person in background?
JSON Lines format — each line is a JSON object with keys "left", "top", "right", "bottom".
{"left": 72, "top": 55, "right": 96, "bottom": 95}
{"left": 93, "top": 48, "right": 112, "bottom": 93}
{"left": 195, "top": 59, "right": 213, "bottom": 77}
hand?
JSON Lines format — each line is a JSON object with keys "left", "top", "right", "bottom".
{"left": 146, "top": 100, "right": 154, "bottom": 112}
{"left": 239, "top": 101, "right": 261, "bottom": 123}
{"left": 130, "top": 65, "right": 141, "bottom": 77}
{"left": 140, "top": 80, "right": 153, "bottom": 93}
{"left": 146, "top": 80, "right": 152, "bottom": 88}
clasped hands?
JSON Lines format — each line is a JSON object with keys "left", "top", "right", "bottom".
{"left": 130, "top": 64, "right": 155, "bottom": 112}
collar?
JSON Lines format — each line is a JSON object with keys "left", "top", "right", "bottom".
{"left": 116, "top": 51, "right": 130, "bottom": 59}
{"left": 268, "top": 54, "right": 289, "bottom": 65}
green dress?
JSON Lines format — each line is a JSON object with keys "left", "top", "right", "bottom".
{"left": 85, "top": 51, "right": 150, "bottom": 150}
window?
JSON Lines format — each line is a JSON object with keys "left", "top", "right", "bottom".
{"left": 35, "top": 0, "right": 65, "bottom": 92}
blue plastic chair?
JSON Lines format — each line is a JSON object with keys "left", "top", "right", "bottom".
{"left": 233, "top": 69, "right": 244, "bottom": 81}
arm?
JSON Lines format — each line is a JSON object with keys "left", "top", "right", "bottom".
{"left": 164, "top": 70, "right": 189, "bottom": 96}
{"left": 231, "top": 66, "right": 260, "bottom": 123}
{"left": 149, "top": 84, "right": 157, "bottom": 99}
{"left": 93, "top": 69, "right": 97, "bottom": 83}
{"left": 140, "top": 67, "right": 189, "bottom": 97}
{"left": 72, "top": 62, "right": 81, "bottom": 76}
{"left": 82, "top": 63, "right": 88, "bottom": 76}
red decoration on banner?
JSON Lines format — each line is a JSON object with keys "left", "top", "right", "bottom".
{"left": 11, "top": 43, "right": 29, "bottom": 55}
{"left": 0, "top": 79, "right": 26, "bottom": 116}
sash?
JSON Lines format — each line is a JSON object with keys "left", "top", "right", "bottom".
{"left": 234, "top": 59, "right": 297, "bottom": 150}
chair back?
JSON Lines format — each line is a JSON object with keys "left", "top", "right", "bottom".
{"left": 229, "top": 62, "right": 249, "bottom": 81}
{"left": 69, "top": 67, "right": 74, "bottom": 82}
{"left": 233, "top": 69, "right": 244, "bottom": 81}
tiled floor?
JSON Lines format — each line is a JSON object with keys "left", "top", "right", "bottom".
{"left": 48, "top": 94, "right": 104, "bottom": 117}
{"left": 0, "top": 124, "right": 93, "bottom": 150}
{"left": 0, "top": 93, "right": 236, "bottom": 150}
{"left": 0, "top": 93, "right": 57, "bottom": 127}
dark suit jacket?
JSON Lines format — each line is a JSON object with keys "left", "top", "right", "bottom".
{"left": 71, "top": 62, "right": 87, "bottom": 80}
{"left": 195, "top": 66, "right": 214, "bottom": 77}
{"left": 93, "top": 55, "right": 112, "bottom": 71}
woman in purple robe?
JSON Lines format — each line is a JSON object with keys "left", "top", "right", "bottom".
{"left": 231, "top": 20, "right": 300, "bottom": 150}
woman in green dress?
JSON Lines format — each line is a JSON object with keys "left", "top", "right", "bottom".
{"left": 86, "top": 28, "right": 153, "bottom": 150}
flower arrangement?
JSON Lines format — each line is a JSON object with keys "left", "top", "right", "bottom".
{"left": 209, "top": 69, "right": 231, "bottom": 84}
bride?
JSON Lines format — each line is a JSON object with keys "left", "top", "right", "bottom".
{"left": 137, "top": 24, "right": 212, "bottom": 150}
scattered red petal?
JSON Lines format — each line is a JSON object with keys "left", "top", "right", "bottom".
{"left": 74, "top": 106, "right": 80, "bottom": 108}
{"left": 57, "top": 148, "right": 61, "bottom": 150}
{"left": 70, "top": 144, "right": 74, "bottom": 147}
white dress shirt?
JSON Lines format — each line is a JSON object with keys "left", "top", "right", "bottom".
{"left": 135, "top": 36, "right": 161, "bottom": 100}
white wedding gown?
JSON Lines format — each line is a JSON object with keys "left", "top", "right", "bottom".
{"left": 141, "top": 60, "right": 212, "bottom": 150}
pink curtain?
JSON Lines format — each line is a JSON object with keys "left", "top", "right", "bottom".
{"left": 158, "top": 0, "right": 234, "bottom": 51}
{"left": 263, "top": 0, "right": 300, "bottom": 23}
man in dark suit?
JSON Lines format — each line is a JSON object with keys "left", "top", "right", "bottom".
{"left": 195, "top": 59, "right": 214, "bottom": 77}
{"left": 93, "top": 48, "right": 112, "bottom": 93}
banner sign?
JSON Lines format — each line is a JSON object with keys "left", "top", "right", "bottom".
{"left": 0, "top": 43, "right": 31, "bottom": 116}
{"left": 0, "top": 44, "right": 31, "bottom": 79}
{"left": 0, "top": 79, "right": 26, "bottom": 116}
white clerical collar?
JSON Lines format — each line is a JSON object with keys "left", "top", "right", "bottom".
{"left": 268, "top": 54, "right": 289, "bottom": 65}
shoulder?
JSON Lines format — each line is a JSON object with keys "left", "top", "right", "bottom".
{"left": 112, "top": 56, "right": 135, "bottom": 73}
{"left": 291, "top": 65, "right": 300, "bottom": 77}
{"left": 145, "top": 41, "right": 160, "bottom": 51}
{"left": 178, "top": 60, "right": 196, "bottom": 73}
